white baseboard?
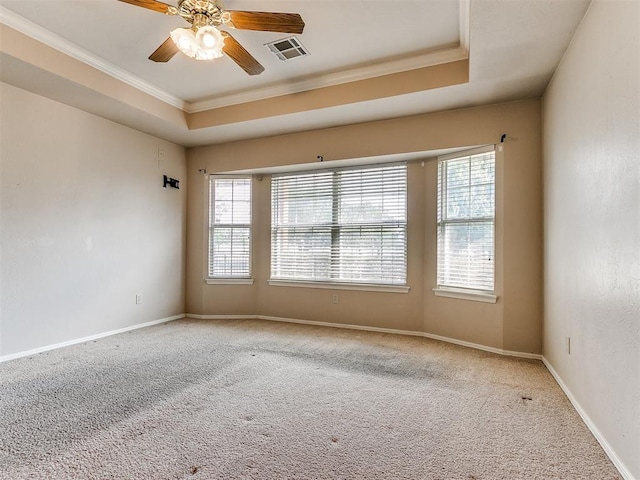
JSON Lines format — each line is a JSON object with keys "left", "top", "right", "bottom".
{"left": 186, "top": 314, "right": 259, "bottom": 320}
{"left": 259, "top": 314, "right": 426, "bottom": 337}
{"left": 0, "top": 314, "right": 185, "bottom": 363}
{"left": 542, "top": 357, "right": 635, "bottom": 480}
{"left": 421, "top": 331, "right": 542, "bottom": 360}
{"left": 187, "top": 313, "right": 542, "bottom": 360}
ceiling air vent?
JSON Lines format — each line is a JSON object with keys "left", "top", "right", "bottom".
{"left": 266, "top": 36, "right": 309, "bottom": 61}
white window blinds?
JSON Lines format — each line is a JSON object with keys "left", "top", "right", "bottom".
{"left": 271, "top": 163, "right": 407, "bottom": 285}
{"left": 209, "top": 176, "right": 251, "bottom": 278}
{"left": 437, "top": 148, "right": 495, "bottom": 291}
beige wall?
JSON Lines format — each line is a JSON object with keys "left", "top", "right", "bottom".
{"left": 542, "top": 1, "right": 639, "bottom": 478}
{"left": 187, "top": 99, "right": 542, "bottom": 354}
{"left": 0, "top": 82, "right": 187, "bottom": 358}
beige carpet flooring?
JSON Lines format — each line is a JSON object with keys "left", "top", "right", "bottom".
{"left": 0, "top": 319, "right": 620, "bottom": 479}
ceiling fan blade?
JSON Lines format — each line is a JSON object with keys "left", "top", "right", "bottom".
{"left": 227, "top": 11, "right": 305, "bottom": 34}
{"left": 149, "top": 37, "right": 179, "bottom": 62}
{"left": 221, "top": 32, "right": 265, "bottom": 76}
{"left": 118, "top": 0, "right": 175, "bottom": 15}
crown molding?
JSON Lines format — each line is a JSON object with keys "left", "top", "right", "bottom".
{"left": 187, "top": 44, "right": 468, "bottom": 113}
{"left": 0, "top": 6, "right": 186, "bottom": 111}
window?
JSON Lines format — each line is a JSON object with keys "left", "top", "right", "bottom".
{"left": 270, "top": 163, "right": 407, "bottom": 287}
{"left": 437, "top": 147, "right": 495, "bottom": 295}
{"left": 208, "top": 176, "right": 252, "bottom": 279}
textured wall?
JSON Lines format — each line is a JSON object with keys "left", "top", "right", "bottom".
{"left": 187, "top": 99, "right": 543, "bottom": 354}
{"left": 0, "top": 83, "right": 187, "bottom": 358}
{"left": 542, "top": 0, "right": 640, "bottom": 477}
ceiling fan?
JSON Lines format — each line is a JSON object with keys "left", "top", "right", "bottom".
{"left": 118, "top": 0, "right": 305, "bottom": 75}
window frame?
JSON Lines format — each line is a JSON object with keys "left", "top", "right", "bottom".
{"left": 206, "top": 174, "right": 253, "bottom": 284}
{"left": 269, "top": 162, "right": 410, "bottom": 293}
{"left": 434, "top": 146, "right": 497, "bottom": 303}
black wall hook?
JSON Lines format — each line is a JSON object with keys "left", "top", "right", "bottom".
{"left": 163, "top": 175, "right": 180, "bottom": 189}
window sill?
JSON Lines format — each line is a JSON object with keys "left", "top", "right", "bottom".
{"left": 206, "top": 278, "right": 254, "bottom": 285}
{"left": 268, "top": 279, "right": 410, "bottom": 294}
{"left": 432, "top": 287, "right": 497, "bottom": 303}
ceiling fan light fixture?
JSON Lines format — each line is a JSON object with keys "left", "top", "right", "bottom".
{"left": 170, "top": 25, "right": 224, "bottom": 61}
{"left": 195, "top": 25, "right": 224, "bottom": 59}
{"left": 170, "top": 27, "right": 198, "bottom": 58}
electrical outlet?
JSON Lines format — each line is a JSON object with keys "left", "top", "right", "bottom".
{"left": 136, "top": 294, "right": 142, "bottom": 305}
{"left": 331, "top": 294, "right": 339, "bottom": 304}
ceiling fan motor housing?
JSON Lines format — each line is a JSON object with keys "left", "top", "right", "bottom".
{"left": 176, "top": 0, "right": 231, "bottom": 28}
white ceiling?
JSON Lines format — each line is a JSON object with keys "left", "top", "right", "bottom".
{"left": 0, "top": 0, "right": 591, "bottom": 146}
